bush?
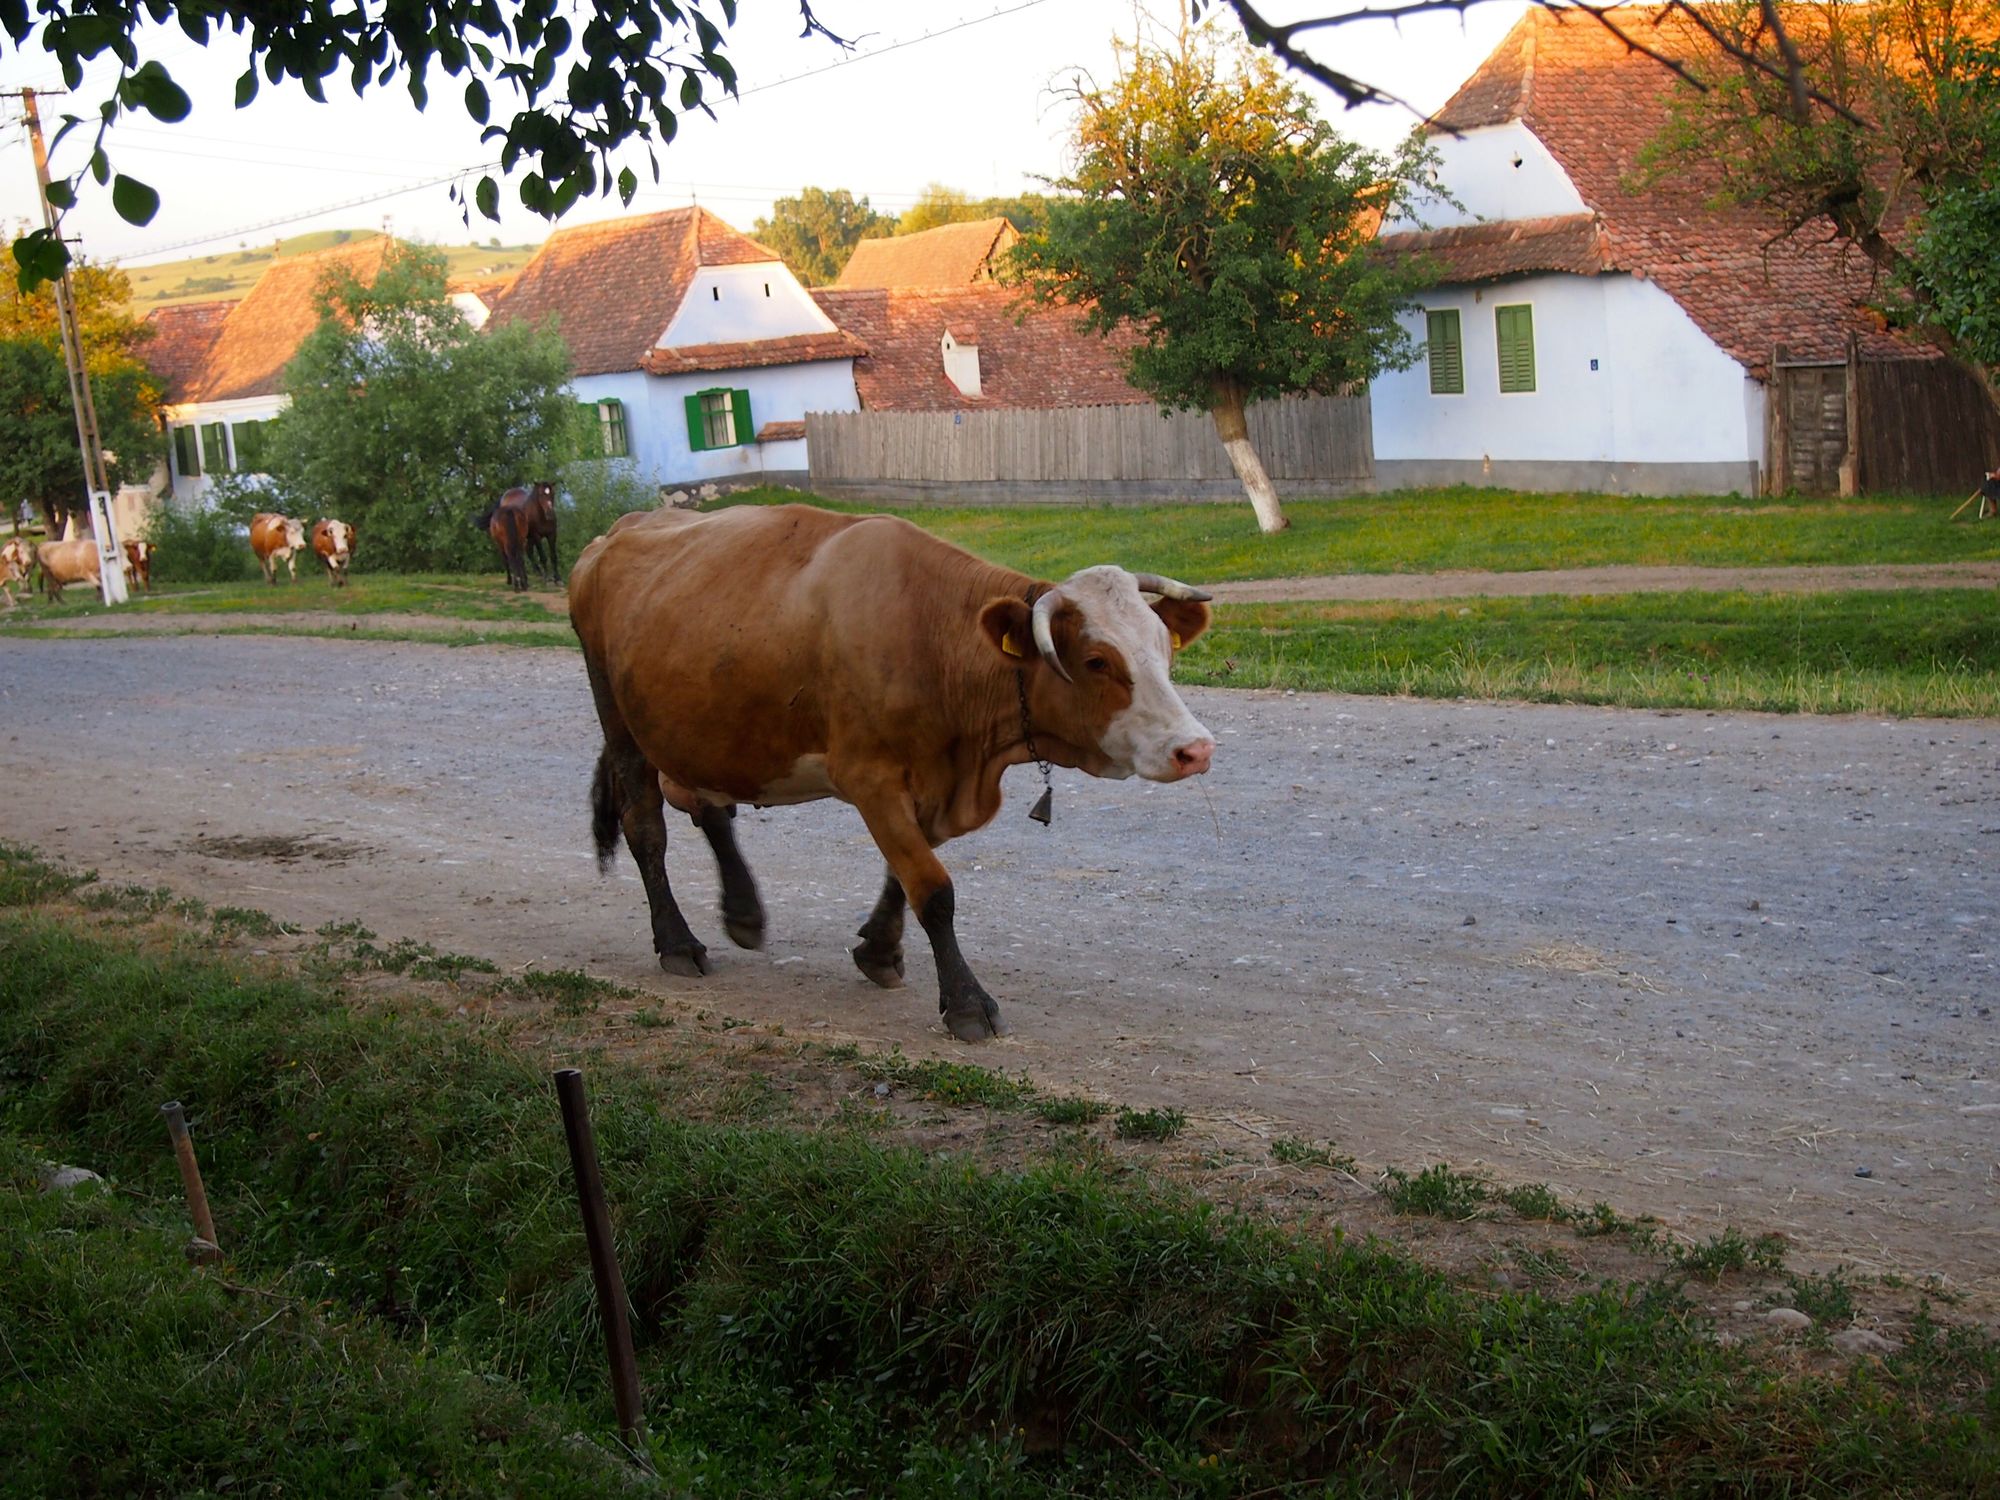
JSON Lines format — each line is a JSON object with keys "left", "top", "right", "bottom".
{"left": 559, "top": 458, "right": 661, "bottom": 550}
{"left": 141, "top": 497, "right": 256, "bottom": 583}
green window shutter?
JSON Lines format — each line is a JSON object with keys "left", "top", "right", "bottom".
{"left": 201, "top": 421, "right": 231, "bottom": 473}
{"left": 730, "top": 389, "right": 752, "bottom": 447}
{"left": 1426, "top": 309, "right": 1463, "bottom": 395}
{"left": 684, "top": 392, "right": 707, "bottom": 452}
{"left": 172, "top": 424, "right": 201, "bottom": 479}
{"left": 1495, "top": 304, "right": 1536, "bottom": 393}
{"left": 233, "top": 420, "right": 267, "bottom": 474}
{"left": 601, "top": 399, "right": 629, "bottom": 458}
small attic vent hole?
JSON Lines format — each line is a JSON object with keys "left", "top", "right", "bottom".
{"left": 1510, "top": 153, "right": 1523, "bottom": 168}
{"left": 711, "top": 286, "right": 720, "bottom": 301}
{"left": 764, "top": 282, "right": 771, "bottom": 297}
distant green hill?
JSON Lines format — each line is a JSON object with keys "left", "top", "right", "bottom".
{"left": 120, "top": 230, "right": 540, "bottom": 311}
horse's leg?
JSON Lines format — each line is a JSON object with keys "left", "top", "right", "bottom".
{"left": 852, "top": 864, "right": 907, "bottom": 989}
{"left": 697, "top": 805, "right": 765, "bottom": 951}
{"left": 543, "top": 517, "right": 560, "bottom": 583}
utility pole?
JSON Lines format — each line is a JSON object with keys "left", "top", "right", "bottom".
{"left": 15, "top": 87, "right": 126, "bottom": 604}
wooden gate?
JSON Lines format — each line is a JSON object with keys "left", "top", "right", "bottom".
{"left": 1770, "top": 347, "right": 2000, "bottom": 496}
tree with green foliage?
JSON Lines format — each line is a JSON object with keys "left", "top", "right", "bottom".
{"left": 752, "top": 186, "right": 892, "bottom": 286}
{"left": 0, "top": 259, "right": 161, "bottom": 535}
{"left": 268, "top": 242, "right": 579, "bottom": 572}
{"left": 1011, "top": 21, "right": 1434, "bottom": 533}
{"left": 1641, "top": 0, "right": 2000, "bottom": 415}
{"left": 892, "top": 184, "right": 1050, "bottom": 237}
{"left": 5, "top": 0, "right": 842, "bottom": 287}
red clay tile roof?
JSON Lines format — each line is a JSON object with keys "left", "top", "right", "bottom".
{"left": 638, "top": 329, "right": 867, "bottom": 377}
{"left": 195, "top": 239, "right": 395, "bottom": 402}
{"left": 1377, "top": 214, "right": 1611, "bottom": 282}
{"left": 755, "top": 419, "right": 807, "bottom": 442}
{"left": 834, "top": 218, "right": 1021, "bottom": 289}
{"left": 1428, "top": 6, "right": 1925, "bottom": 373}
{"left": 143, "top": 300, "right": 235, "bottom": 404}
{"left": 810, "top": 286, "right": 1147, "bottom": 411}
{"left": 485, "top": 207, "right": 783, "bottom": 377}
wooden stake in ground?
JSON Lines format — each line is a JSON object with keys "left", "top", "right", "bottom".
{"left": 553, "top": 1067, "right": 650, "bottom": 1462}
{"left": 159, "top": 1100, "right": 222, "bottom": 1265}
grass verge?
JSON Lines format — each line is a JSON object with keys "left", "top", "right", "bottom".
{"left": 1, "top": 843, "right": 1994, "bottom": 1496}
{"left": 715, "top": 485, "right": 2000, "bottom": 581}
{"left": 1183, "top": 588, "right": 2000, "bottom": 717}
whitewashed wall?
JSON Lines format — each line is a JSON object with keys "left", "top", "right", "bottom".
{"left": 1394, "top": 122, "right": 1587, "bottom": 231}
{"left": 1371, "top": 272, "right": 1763, "bottom": 494}
{"left": 659, "top": 261, "right": 839, "bottom": 346}
{"left": 161, "top": 394, "right": 290, "bottom": 503}
{"left": 575, "top": 357, "right": 858, "bottom": 490}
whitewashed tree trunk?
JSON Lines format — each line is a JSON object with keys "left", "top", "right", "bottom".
{"left": 1210, "top": 381, "right": 1288, "bottom": 533}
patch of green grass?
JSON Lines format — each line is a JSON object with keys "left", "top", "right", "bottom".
{"left": 1033, "top": 1095, "right": 1113, "bottom": 1126}
{"left": 4, "top": 840, "right": 1999, "bottom": 1497}
{"left": 1112, "top": 1105, "right": 1187, "bottom": 1141}
{"left": 1270, "top": 1136, "right": 1358, "bottom": 1171}
{"left": 208, "top": 904, "right": 296, "bottom": 938}
{"left": 502, "top": 966, "right": 631, "bottom": 1015}
{"left": 348, "top": 936, "right": 499, "bottom": 982}
{"left": 1786, "top": 1267, "right": 1859, "bottom": 1326}
{"left": 853, "top": 1050, "right": 1039, "bottom": 1110}
{"left": 1182, "top": 588, "right": 2000, "bottom": 717}
{"left": 1501, "top": 1181, "right": 1570, "bottom": 1222}
{"left": 1380, "top": 1163, "right": 1491, "bottom": 1220}
{"left": 314, "top": 917, "right": 376, "bottom": 940}
{"left": 1672, "top": 1229, "right": 1791, "bottom": 1281}
{"left": 1511, "top": 1243, "right": 1579, "bottom": 1288}
{"left": 715, "top": 485, "right": 2000, "bottom": 580}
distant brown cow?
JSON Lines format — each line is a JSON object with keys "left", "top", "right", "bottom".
{"left": 0, "top": 538, "right": 31, "bottom": 609}
{"left": 249, "top": 513, "right": 308, "bottom": 584}
{"left": 34, "top": 537, "right": 104, "bottom": 604}
{"left": 312, "top": 518, "right": 355, "bottom": 587}
{"left": 122, "top": 539, "right": 153, "bottom": 592}
{"left": 569, "top": 504, "right": 1216, "bottom": 1042}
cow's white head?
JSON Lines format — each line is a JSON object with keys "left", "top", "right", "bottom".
{"left": 325, "top": 520, "right": 354, "bottom": 559}
{"left": 982, "top": 565, "right": 1216, "bottom": 783}
{"left": 282, "top": 517, "right": 307, "bottom": 551}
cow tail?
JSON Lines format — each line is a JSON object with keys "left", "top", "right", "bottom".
{"left": 591, "top": 750, "right": 621, "bottom": 872}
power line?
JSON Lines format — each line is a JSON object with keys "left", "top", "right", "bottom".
{"left": 105, "top": 0, "right": 1063, "bottom": 262}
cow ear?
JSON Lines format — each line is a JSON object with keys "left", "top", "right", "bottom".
{"left": 1152, "top": 596, "right": 1211, "bottom": 652}
{"left": 978, "top": 597, "right": 1035, "bottom": 667}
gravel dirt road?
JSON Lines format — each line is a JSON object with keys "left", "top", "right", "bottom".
{"left": 4, "top": 635, "right": 1995, "bottom": 1292}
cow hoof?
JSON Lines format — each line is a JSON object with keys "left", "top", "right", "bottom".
{"left": 943, "top": 1006, "right": 1008, "bottom": 1043}
{"left": 658, "top": 945, "right": 711, "bottom": 978}
{"left": 852, "top": 943, "right": 905, "bottom": 989}
{"left": 724, "top": 915, "right": 766, "bottom": 951}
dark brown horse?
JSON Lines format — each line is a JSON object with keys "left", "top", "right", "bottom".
{"left": 480, "top": 481, "right": 558, "bottom": 591}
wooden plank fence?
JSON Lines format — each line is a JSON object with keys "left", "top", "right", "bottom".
{"left": 806, "top": 394, "right": 1372, "bottom": 499}
{"left": 1770, "top": 348, "right": 2000, "bottom": 497}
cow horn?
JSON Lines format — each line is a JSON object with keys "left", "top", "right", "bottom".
{"left": 1129, "top": 572, "right": 1212, "bottom": 603}
{"left": 1030, "top": 587, "right": 1072, "bottom": 682}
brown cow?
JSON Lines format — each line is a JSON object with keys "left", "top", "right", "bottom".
{"left": 0, "top": 538, "right": 31, "bottom": 609}
{"left": 122, "top": 539, "right": 153, "bottom": 592}
{"left": 249, "top": 513, "right": 308, "bottom": 584}
{"left": 312, "top": 518, "right": 356, "bottom": 587}
{"left": 569, "top": 504, "right": 1215, "bottom": 1042}
{"left": 34, "top": 538, "right": 108, "bottom": 604}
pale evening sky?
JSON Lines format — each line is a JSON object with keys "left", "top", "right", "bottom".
{"left": 0, "top": 1, "right": 1530, "bottom": 270}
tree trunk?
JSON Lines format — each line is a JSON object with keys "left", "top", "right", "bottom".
{"left": 1210, "top": 379, "right": 1288, "bottom": 533}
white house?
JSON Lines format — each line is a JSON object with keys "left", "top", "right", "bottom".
{"left": 152, "top": 239, "right": 399, "bottom": 503}
{"left": 1372, "top": 6, "right": 1924, "bottom": 496}
{"left": 483, "top": 207, "right": 864, "bottom": 488}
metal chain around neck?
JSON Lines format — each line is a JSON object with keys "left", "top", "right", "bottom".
{"left": 1015, "top": 666, "right": 1054, "bottom": 826}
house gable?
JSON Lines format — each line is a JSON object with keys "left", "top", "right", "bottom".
{"left": 1414, "top": 5, "right": 1924, "bottom": 375}
{"left": 192, "top": 237, "right": 394, "bottom": 403}
{"left": 833, "top": 218, "right": 1021, "bottom": 290}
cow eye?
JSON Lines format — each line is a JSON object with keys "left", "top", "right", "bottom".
{"left": 1085, "top": 656, "right": 1109, "bottom": 673}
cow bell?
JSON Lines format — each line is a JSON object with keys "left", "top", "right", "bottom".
{"left": 1027, "top": 786, "right": 1053, "bottom": 826}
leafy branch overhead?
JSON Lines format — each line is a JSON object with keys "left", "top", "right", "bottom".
{"left": 5, "top": 0, "right": 844, "bottom": 286}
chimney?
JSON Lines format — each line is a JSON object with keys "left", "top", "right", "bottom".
{"left": 941, "top": 329, "right": 982, "bottom": 399}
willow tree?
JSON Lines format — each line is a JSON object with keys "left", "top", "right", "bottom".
{"left": 1012, "top": 20, "right": 1432, "bottom": 533}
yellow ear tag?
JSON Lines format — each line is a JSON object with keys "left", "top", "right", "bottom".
{"left": 1171, "top": 631, "right": 1184, "bottom": 650}
{"left": 1001, "top": 631, "right": 1024, "bottom": 658}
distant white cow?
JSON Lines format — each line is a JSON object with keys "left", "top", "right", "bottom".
{"left": 312, "top": 518, "right": 355, "bottom": 587}
{"left": 33, "top": 537, "right": 103, "bottom": 604}
{"left": 0, "top": 538, "right": 32, "bottom": 609}
{"left": 249, "top": 512, "right": 307, "bottom": 585}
